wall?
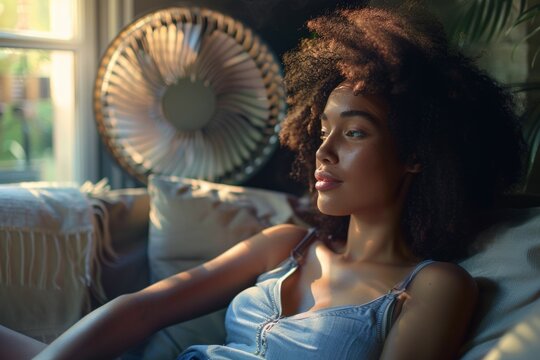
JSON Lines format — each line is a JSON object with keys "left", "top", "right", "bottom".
{"left": 103, "top": 1, "right": 536, "bottom": 194}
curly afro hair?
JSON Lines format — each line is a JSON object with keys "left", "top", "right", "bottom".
{"left": 279, "top": 5, "right": 528, "bottom": 261}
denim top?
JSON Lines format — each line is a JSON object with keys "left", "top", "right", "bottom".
{"left": 178, "top": 229, "right": 434, "bottom": 359}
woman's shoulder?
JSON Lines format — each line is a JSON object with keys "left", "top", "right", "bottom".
{"left": 381, "top": 261, "right": 478, "bottom": 358}
{"left": 261, "top": 223, "right": 310, "bottom": 239}
{"left": 256, "top": 224, "right": 312, "bottom": 271}
{"left": 413, "top": 261, "right": 476, "bottom": 290}
{"left": 407, "top": 261, "right": 478, "bottom": 307}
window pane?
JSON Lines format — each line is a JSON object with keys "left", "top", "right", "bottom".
{"left": 0, "top": 0, "right": 75, "bottom": 40}
{"left": 0, "top": 48, "right": 74, "bottom": 183}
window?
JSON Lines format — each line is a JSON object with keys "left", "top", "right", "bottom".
{"left": 0, "top": 0, "right": 97, "bottom": 184}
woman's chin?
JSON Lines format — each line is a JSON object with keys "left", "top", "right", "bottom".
{"left": 316, "top": 200, "right": 350, "bottom": 217}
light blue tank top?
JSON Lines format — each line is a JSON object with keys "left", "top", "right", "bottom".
{"left": 178, "top": 229, "right": 434, "bottom": 360}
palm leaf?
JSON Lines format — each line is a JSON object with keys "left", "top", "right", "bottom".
{"left": 448, "top": 1, "right": 477, "bottom": 45}
{"left": 470, "top": 0, "right": 486, "bottom": 39}
{"left": 510, "top": 82, "right": 540, "bottom": 189}
{"left": 485, "top": 0, "right": 505, "bottom": 41}
{"left": 520, "top": 0, "right": 529, "bottom": 13}
{"left": 449, "top": 0, "right": 516, "bottom": 44}
{"left": 523, "top": 106, "right": 540, "bottom": 188}
{"left": 531, "top": 45, "right": 540, "bottom": 68}
{"left": 511, "top": 4, "right": 540, "bottom": 27}
{"left": 449, "top": 1, "right": 540, "bottom": 70}
{"left": 449, "top": 2, "right": 540, "bottom": 194}
{"left": 511, "top": 25, "right": 540, "bottom": 61}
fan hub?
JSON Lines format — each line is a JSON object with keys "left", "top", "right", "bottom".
{"left": 161, "top": 77, "right": 216, "bottom": 131}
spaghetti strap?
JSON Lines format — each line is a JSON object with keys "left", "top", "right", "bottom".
{"left": 394, "top": 259, "right": 435, "bottom": 291}
{"left": 291, "top": 228, "right": 318, "bottom": 262}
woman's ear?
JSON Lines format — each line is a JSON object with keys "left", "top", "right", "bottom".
{"left": 406, "top": 162, "right": 423, "bottom": 173}
{"left": 405, "top": 154, "right": 423, "bottom": 174}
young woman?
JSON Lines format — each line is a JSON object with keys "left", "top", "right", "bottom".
{"left": 1, "top": 4, "right": 527, "bottom": 360}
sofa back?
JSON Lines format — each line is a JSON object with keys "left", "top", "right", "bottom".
{"left": 90, "top": 178, "right": 540, "bottom": 360}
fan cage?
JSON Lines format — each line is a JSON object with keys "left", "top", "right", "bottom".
{"left": 94, "top": 6, "right": 286, "bottom": 184}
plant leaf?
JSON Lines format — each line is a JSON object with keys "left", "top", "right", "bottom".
{"left": 519, "top": 0, "right": 529, "bottom": 14}
{"left": 486, "top": 0, "right": 505, "bottom": 41}
{"left": 532, "top": 46, "right": 540, "bottom": 68}
{"left": 512, "top": 4, "right": 540, "bottom": 28}
{"left": 512, "top": 24, "right": 540, "bottom": 60}
{"left": 524, "top": 108, "right": 540, "bottom": 181}
{"left": 455, "top": 0, "right": 516, "bottom": 44}
{"left": 501, "top": 0, "right": 514, "bottom": 27}
{"left": 509, "top": 81, "right": 540, "bottom": 92}
{"left": 471, "top": 0, "right": 490, "bottom": 41}
{"left": 450, "top": 1, "right": 477, "bottom": 45}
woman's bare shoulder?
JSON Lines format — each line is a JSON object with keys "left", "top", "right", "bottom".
{"left": 404, "top": 261, "right": 478, "bottom": 345}
{"left": 380, "top": 261, "right": 478, "bottom": 359}
{"left": 261, "top": 223, "right": 309, "bottom": 240}
{"left": 410, "top": 261, "right": 477, "bottom": 297}
{"left": 257, "top": 224, "right": 311, "bottom": 271}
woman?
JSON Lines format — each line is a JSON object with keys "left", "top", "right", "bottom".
{"left": 1, "top": 4, "right": 527, "bottom": 360}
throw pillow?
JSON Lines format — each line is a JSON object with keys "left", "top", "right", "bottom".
{"left": 144, "top": 175, "right": 294, "bottom": 359}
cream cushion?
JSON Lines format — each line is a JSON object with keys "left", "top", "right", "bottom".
{"left": 459, "top": 207, "right": 540, "bottom": 359}
{"left": 483, "top": 300, "right": 540, "bottom": 360}
{"left": 144, "top": 175, "right": 294, "bottom": 359}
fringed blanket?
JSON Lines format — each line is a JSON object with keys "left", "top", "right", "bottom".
{"left": 0, "top": 182, "right": 114, "bottom": 342}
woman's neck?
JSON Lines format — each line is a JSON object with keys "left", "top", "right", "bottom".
{"left": 341, "top": 210, "right": 417, "bottom": 265}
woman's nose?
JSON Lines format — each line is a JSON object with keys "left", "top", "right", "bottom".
{"left": 316, "top": 136, "right": 338, "bottom": 164}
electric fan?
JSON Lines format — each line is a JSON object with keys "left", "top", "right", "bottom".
{"left": 94, "top": 7, "right": 286, "bottom": 184}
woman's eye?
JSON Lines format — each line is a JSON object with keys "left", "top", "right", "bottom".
{"left": 320, "top": 130, "right": 329, "bottom": 140}
{"left": 345, "top": 129, "right": 366, "bottom": 138}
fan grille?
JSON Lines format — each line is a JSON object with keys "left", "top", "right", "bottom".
{"left": 94, "top": 7, "right": 286, "bottom": 184}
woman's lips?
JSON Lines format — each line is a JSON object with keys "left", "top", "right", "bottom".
{"left": 314, "top": 171, "right": 343, "bottom": 191}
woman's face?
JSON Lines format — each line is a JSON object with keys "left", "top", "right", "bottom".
{"left": 315, "top": 85, "right": 412, "bottom": 217}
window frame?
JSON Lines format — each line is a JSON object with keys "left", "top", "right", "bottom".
{"left": 0, "top": 0, "right": 98, "bottom": 184}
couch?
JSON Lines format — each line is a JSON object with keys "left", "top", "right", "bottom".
{"left": 1, "top": 174, "right": 540, "bottom": 359}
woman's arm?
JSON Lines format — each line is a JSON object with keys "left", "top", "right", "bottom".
{"left": 33, "top": 224, "right": 307, "bottom": 360}
{"left": 0, "top": 325, "right": 47, "bottom": 360}
{"left": 379, "top": 262, "right": 478, "bottom": 360}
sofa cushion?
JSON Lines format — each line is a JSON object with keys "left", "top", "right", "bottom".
{"left": 144, "top": 175, "right": 295, "bottom": 359}
{"left": 459, "top": 206, "right": 540, "bottom": 359}
{"left": 0, "top": 182, "right": 107, "bottom": 343}
{"left": 482, "top": 299, "right": 540, "bottom": 360}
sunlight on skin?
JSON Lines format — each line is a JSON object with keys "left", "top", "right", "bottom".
{"left": 144, "top": 270, "right": 195, "bottom": 294}
{"left": 344, "top": 217, "right": 415, "bottom": 264}
{"left": 143, "top": 240, "right": 257, "bottom": 295}
{"left": 318, "top": 87, "right": 421, "bottom": 266}
{"left": 288, "top": 241, "right": 408, "bottom": 315}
